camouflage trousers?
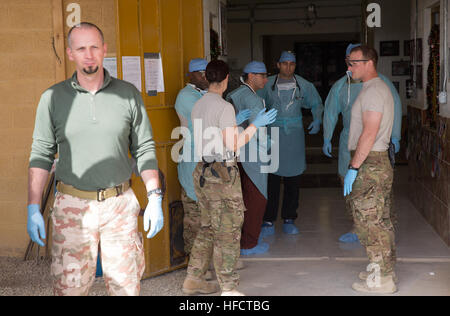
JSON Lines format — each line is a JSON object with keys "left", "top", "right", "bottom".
{"left": 348, "top": 151, "right": 396, "bottom": 276}
{"left": 181, "top": 188, "right": 201, "bottom": 255}
{"left": 341, "top": 176, "right": 398, "bottom": 233}
{"left": 51, "top": 188, "right": 145, "bottom": 296}
{"left": 187, "top": 161, "right": 246, "bottom": 291}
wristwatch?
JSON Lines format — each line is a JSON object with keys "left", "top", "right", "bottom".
{"left": 348, "top": 164, "right": 359, "bottom": 171}
{"left": 147, "top": 188, "right": 163, "bottom": 197}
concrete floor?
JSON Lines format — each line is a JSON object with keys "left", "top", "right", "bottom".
{"left": 1, "top": 166, "right": 449, "bottom": 296}
{"left": 236, "top": 165, "right": 450, "bottom": 296}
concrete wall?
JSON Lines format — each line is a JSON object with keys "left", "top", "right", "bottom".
{"left": 0, "top": 0, "right": 56, "bottom": 257}
{"left": 373, "top": 0, "right": 412, "bottom": 115}
{"left": 407, "top": 0, "right": 450, "bottom": 247}
{"left": 0, "top": 0, "right": 116, "bottom": 257}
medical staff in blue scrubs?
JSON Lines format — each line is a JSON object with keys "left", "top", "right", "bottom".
{"left": 175, "top": 58, "right": 209, "bottom": 254}
{"left": 258, "top": 51, "right": 324, "bottom": 236}
{"left": 227, "top": 61, "right": 272, "bottom": 255}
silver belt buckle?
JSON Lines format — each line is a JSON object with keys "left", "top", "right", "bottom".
{"left": 115, "top": 184, "right": 124, "bottom": 196}
{"left": 97, "top": 189, "right": 106, "bottom": 202}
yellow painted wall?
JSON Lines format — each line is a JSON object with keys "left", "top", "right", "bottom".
{"left": 0, "top": 0, "right": 57, "bottom": 257}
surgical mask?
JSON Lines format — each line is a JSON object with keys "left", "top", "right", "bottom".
{"left": 277, "top": 81, "right": 297, "bottom": 91}
{"left": 277, "top": 82, "right": 298, "bottom": 110}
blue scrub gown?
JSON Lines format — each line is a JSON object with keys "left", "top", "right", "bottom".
{"left": 174, "top": 84, "right": 204, "bottom": 201}
{"left": 257, "top": 75, "right": 323, "bottom": 177}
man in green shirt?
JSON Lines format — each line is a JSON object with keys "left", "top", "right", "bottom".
{"left": 27, "top": 22, "right": 163, "bottom": 296}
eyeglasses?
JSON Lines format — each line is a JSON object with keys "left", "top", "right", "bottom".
{"left": 253, "top": 73, "right": 268, "bottom": 78}
{"left": 345, "top": 59, "right": 369, "bottom": 67}
{"left": 193, "top": 70, "right": 205, "bottom": 75}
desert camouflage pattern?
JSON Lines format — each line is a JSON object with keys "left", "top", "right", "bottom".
{"left": 50, "top": 188, "right": 145, "bottom": 296}
{"left": 341, "top": 176, "right": 398, "bottom": 232}
{"left": 181, "top": 188, "right": 201, "bottom": 255}
{"left": 349, "top": 151, "right": 396, "bottom": 276}
{"left": 187, "top": 161, "right": 246, "bottom": 292}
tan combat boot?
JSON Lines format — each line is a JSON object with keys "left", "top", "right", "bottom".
{"left": 352, "top": 274, "right": 397, "bottom": 294}
{"left": 359, "top": 271, "right": 398, "bottom": 283}
{"left": 182, "top": 277, "right": 220, "bottom": 295}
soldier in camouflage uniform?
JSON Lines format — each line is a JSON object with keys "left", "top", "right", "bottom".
{"left": 344, "top": 46, "right": 397, "bottom": 294}
{"left": 186, "top": 161, "right": 246, "bottom": 293}
{"left": 26, "top": 23, "right": 162, "bottom": 296}
{"left": 182, "top": 60, "right": 277, "bottom": 296}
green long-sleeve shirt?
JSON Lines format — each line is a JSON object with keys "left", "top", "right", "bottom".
{"left": 29, "top": 70, "right": 158, "bottom": 191}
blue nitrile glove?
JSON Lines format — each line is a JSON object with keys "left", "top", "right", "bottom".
{"left": 27, "top": 204, "right": 46, "bottom": 247}
{"left": 307, "top": 120, "right": 321, "bottom": 135}
{"left": 236, "top": 109, "right": 251, "bottom": 125}
{"left": 322, "top": 139, "right": 332, "bottom": 158}
{"left": 251, "top": 108, "right": 277, "bottom": 128}
{"left": 343, "top": 169, "right": 358, "bottom": 196}
{"left": 391, "top": 137, "right": 400, "bottom": 154}
{"left": 144, "top": 194, "right": 164, "bottom": 239}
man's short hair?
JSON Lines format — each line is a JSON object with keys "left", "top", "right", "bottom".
{"left": 68, "top": 22, "right": 104, "bottom": 48}
{"left": 350, "top": 45, "right": 378, "bottom": 68}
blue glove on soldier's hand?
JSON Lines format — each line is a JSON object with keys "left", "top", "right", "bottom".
{"left": 236, "top": 109, "right": 251, "bottom": 125}
{"left": 322, "top": 139, "right": 332, "bottom": 158}
{"left": 343, "top": 169, "right": 358, "bottom": 196}
{"left": 308, "top": 120, "right": 321, "bottom": 135}
{"left": 251, "top": 108, "right": 277, "bottom": 128}
{"left": 391, "top": 137, "right": 400, "bottom": 154}
{"left": 144, "top": 194, "right": 164, "bottom": 239}
{"left": 27, "top": 204, "right": 46, "bottom": 247}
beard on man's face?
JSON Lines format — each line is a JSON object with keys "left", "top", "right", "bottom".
{"left": 83, "top": 66, "right": 99, "bottom": 75}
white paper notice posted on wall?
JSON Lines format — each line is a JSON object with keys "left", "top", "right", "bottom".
{"left": 103, "top": 57, "right": 118, "bottom": 78}
{"left": 144, "top": 53, "right": 165, "bottom": 96}
{"left": 122, "top": 56, "right": 142, "bottom": 92}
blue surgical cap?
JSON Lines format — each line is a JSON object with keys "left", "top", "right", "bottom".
{"left": 346, "top": 43, "right": 361, "bottom": 57}
{"left": 279, "top": 51, "right": 296, "bottom": 63}
{"left": 189, "top": 58, "right": 208, "bottom": 72}
{"left": 243, "top": 61, "right": 267, "bottom": 74}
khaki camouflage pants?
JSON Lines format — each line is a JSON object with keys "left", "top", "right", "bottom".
{"left": 51, "top": 188, "right": 145, "bottom": 296}
{"left": 181, "top": 188, "right": 201, "bottom": 255}
{"left": 341, "top": 177, "right": 397, "bottom": 233}
{"left": 349, "top": 151, "right": 396, "bottom": 276}
{"left": 187, "top": 161, "right": 246, "bottom": 291}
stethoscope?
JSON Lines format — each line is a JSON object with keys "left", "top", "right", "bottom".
{"left": 187, "top": 83, "right": 207, "bottom": 95}
{"left": 240, "top": 77, "right": 267, "bottom": 108}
